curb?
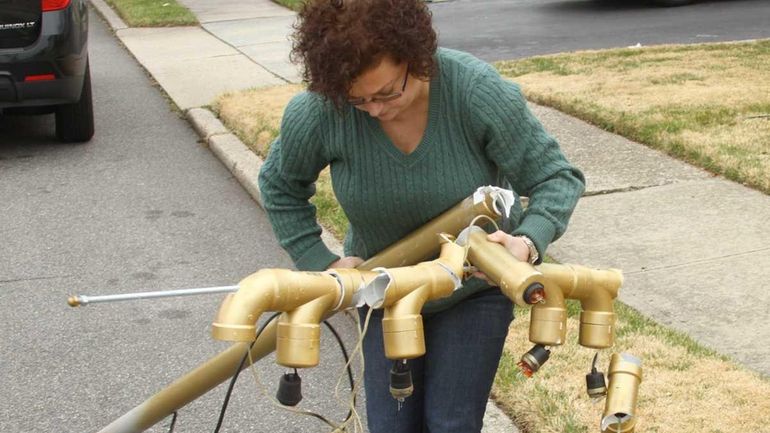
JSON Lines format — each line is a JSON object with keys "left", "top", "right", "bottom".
{"left": 89, "top": 0, "right": 128, "bottom": 31}
{"left": 185, "top": 108, "right": 344, "bottom": 255}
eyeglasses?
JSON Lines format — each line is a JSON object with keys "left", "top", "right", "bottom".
{"left": 347, "top": 65, "right": 409, "bottom": 106}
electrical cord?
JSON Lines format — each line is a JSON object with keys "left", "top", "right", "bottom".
{"left": 461, "top": 214, "right": 500, "bottom": 278}
{"left": 332, "top": 306, "right": 375, "bottom": 433}
{"left": 166, "top": 411, "right": 177, "bottom": 433}
{"left": 241, "top": 315, "right": 365, "bottom": 432}
{"left": 323, "top": 320, "right": 356, "bottom": 420}
{"left": 213, "top": 312, "right": 282, "bottom": 433}
{"left": 212, "top": 280, "right": 370, "bottom": 432}
{"left": 247, "top": 338, "right": 341, "bottom": 429}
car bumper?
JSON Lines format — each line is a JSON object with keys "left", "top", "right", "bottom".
{"left": 0, "top": 1, "right": 88, "bottom": 109}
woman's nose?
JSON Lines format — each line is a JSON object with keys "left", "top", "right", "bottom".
{"left": 364, "top": 101, "right": 385, "bottom": 117}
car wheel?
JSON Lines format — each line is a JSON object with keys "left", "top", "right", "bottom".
{"left": 56, "top": 61, "right": 94, "bottom": 143}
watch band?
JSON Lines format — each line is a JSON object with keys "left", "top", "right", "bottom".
{"left": 515, "top": 235, "right": 539, "bottom": 264}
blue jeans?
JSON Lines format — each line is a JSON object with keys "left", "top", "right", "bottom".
{"left": 358, "top": 288, "right": 514, "bottom": 433}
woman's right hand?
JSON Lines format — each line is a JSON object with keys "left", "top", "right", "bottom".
{"left": 328, "top": 256, "right": 364, "bottom": 269}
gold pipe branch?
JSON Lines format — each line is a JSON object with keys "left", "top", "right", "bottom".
{"left": 537, "top": 263, "right": 623, "bottom": 349}
{"left": 367, "top": 238, "right": 466, "bottom": 359}
{"left": 211, "top": 269, "right": 341, "bottom": 343}
{"left": 601, "top": 353, "right": 643, "bottom": 433}
{"left": 210, "top": 188, "right": 510, "bottom": 367}
{"left": 457, "top": 226, "right": 547, "bottom": 306}
{"left": 457, "top": 226, "right": 623, "bottom": 349}
{"left": 275, "top": 269, "right": 378, "bottom": 368}
{"left": 97, "top": 188, "right": 517, "bottom": 433}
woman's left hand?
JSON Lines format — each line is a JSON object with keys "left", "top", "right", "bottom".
{"left": 486, "top": 230, "right": 530, "bottom": 262}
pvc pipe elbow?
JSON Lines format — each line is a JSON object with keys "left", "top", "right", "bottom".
{"left": 529, "top": 282, "right": 568, "bottom": 346}
{"left": 382, "top": 286, "right": 431, "bottom": 359}
{"left": 211, "top": 269, "right": 340, "bottom": 342}
{"left": 537, "top": 263, "right": 622, "bottom": 349}
{"left": 276, "top": 294, "right": 337, "bottom": 368}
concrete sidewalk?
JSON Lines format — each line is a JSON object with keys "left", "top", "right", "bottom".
{"left": 89, "top": 0, "right": 769, "bottom": 429}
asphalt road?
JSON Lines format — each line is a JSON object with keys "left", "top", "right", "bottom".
{"left": 431, "top": 0, "right": 770, "bottom": 61}
{"left": 0, "top": 10, "right": 362, "bottom": 433}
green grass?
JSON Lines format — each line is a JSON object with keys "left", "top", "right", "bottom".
{"left": 271, "top": 0, "right": 306, "bottom": 11}
{"left": 311, "top": 170, "right": 349, "bottom": 239}
{"left": 105, "top": 0, "right": 198, "bottom": 27}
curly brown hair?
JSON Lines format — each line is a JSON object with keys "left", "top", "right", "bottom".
{"left": 291, "top": 0, "right": 437, "bottom": 107}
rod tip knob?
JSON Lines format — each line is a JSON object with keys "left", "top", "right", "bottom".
{"left": 67, "top": 296, "right": 81, "bottom": 307}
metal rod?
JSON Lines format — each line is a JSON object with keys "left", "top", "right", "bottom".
{"left": 67, "top": 286, "right": 239, "bottom": 307}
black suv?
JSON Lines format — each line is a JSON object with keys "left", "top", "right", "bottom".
{"left": 0, "top": 0, "right": 93, "bottom": 142}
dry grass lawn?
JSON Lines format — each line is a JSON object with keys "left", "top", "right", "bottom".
{"left": 212, "top": 85, "right": 349, "bottom": 238}
{"left": 496, "top": 39, "right": 770, "bottom": 194}
{"left": 494, "top": 304, "right": 770, "bottom": 433}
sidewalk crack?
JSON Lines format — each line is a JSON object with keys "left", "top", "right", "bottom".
{"left": 199, "top": 27, "right": 293, "bottom": 84}
{"left": 625, "top": 246, "right": 770, "bottom": 275}
{"left": 202, "top": 15, "right": 293, "bottom": 25}
{"left": 584, "top": 182, "right": 674, "bottom": 197}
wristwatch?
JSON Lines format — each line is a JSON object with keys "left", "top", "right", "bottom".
{"left": 515, "top": 235, "right": 539, "bottom": 265}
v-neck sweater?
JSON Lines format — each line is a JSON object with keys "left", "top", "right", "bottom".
{"left": 258, "top": 48, "right": 585, "bottom": 312}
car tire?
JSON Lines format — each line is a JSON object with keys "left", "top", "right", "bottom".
{"left": 56, "top": 61, "right": 94, "bottom": 143}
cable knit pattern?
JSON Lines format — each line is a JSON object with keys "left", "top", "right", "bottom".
{"left": 259, "top": 48, "right": 585, "bottom": 312}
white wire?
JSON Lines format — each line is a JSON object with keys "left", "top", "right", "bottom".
{"left": 461, "top": 214, "right": 501, "bottom": 275}
{"left": 333, "top": 306, "right": 375, "bottom": 432}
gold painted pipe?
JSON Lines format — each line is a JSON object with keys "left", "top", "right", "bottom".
{"left": 98, "top": 323, "right": 278, "bottom": 433}
{"left": 455, "top": 227, "right": 622, "bottom": 350}
{"left": 528, "top": 281, "right": 569, "bottom": 346}
{"left": 211, "top": 269, "right": 340, "bottom": 342}
{"left": 456, "top": 226, "right": 547, "bottom": 306}
{"left": 538, "top": 263, "right": 623, "bottom": 349}
{"left": 275, "top": 269, "right": 378, "bottom": 368}
{"left": 369, "top": 240, "right": 466, "bottom": 359}
{"left": 359, "top": 188, "right": 502, "bottom": 270}
{"left": 456, "top": 226, "right": 567, "bottom": 346}
{"left": 601, "top": 353, "right": 643, "bottom": 433}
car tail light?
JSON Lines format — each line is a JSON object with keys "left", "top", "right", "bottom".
{"left": 42, "top": 0, "right": 72, "bottom": 12}
{"left": 25, "top": 74, "right": 56, "bottom": 82}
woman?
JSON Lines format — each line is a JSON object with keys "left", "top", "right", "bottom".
{"left": 258, "top": 0, "right": 585, "bottom": 431}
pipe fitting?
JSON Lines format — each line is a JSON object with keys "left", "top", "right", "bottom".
{"left": 275, "top": 292, "right": 336, "bottom": 368}
{"left": 529, "top": 292, "right": 568, "bottom": 346}
{"left": 211, "top": 269, "right": 340, "bottom": 342}
{"left": 365, "top": 240, "right": 465, "bottom": 359}
{"left": 601, "top": 353, "right": 643, "bottom": 433}
{"left": 537, "top": 263, "right": 623, "bottom": 349}
{"left": 274, "top": 269, "right": 379, "bottom": 368}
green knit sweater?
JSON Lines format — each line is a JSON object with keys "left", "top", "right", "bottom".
{"left": 258, "top": 48, "right": 585, "bottom": 312}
